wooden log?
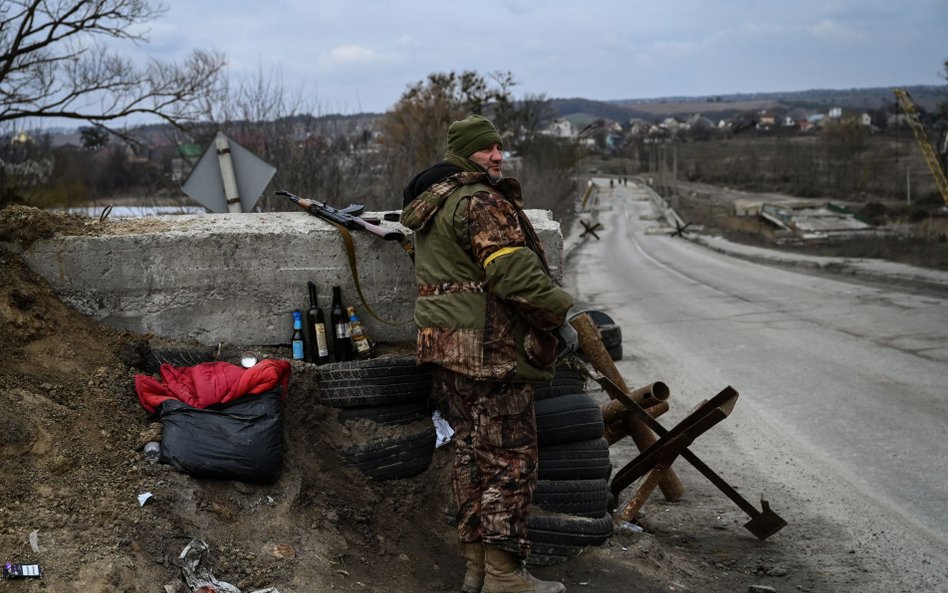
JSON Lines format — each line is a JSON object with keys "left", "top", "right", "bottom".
{"left": 571, "top": 313, "right": 685, "bottom": 502}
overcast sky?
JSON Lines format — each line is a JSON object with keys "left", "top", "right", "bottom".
{"left": 130, "top": 0, "right": 946, "bottom": 115}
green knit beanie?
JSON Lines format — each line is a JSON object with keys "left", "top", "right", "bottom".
{"left": 446, "top": 114, "right": 503, "bottom": 158}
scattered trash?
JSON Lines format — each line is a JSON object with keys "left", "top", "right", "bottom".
{"left": 616, "top": 521, "right": 644, "bottom": 535}
{"left": 2, "top": 562, "right": 42, "bottom": 579}
{"left": 240, "top": 352, "right": 258, "bottom": 368}
{"left": 432, "top": 410, "right": 454, "bottom": 448}
{"left": 144, "top": 441, "right": 161, "bottom": 462}
{"left": 175, "top": 538, "right": 282, "bottom": 593}
{"left": 28, "top": 530, "right": 42, "bottom": 553}
{"left": 138, "top": 492, "right": 153, "bottom": 507}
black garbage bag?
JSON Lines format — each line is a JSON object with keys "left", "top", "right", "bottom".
{"left": 156, "top": 388, "right": 285, "bottom": 483}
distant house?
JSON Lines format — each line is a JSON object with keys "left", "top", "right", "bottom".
{"left": 628, "top": 118, "right": 651, "bottom": 137}
{"left": 542, "top": 118, "right": 575, "bottom": 138}
{"left": 887, "top": 113, "right": 909, "bottom": 129}
{"left": 858, "top": 113, "right": 872, "bottom": 127}
{"left": 800, "top": 114, "right": 825, "bottom": 132}
{"left": 757, "top": 110, "right": 776, "bottom": 129}
{"left": 685, "top": 114, "right": 716, "bottom": 131}
{"left": 659, "top": 117, "right": 683, "bottom": 133}
{"left": 828, "top": 107, "right": 843, "bottom": 119}
{"left": 782, "top": 115, "right": 796, "bottom": 128}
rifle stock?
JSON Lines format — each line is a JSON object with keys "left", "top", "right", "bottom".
{"left": 277, "top": 190, "right": 404, "bottom": 241}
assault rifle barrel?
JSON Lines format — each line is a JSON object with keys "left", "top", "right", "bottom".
{"left": 277, "top": 190, "right": 404, "bottom": 241}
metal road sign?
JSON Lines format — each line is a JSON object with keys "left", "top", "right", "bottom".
{"left": 181, "top": 132, "right": 276, "bottom": 213}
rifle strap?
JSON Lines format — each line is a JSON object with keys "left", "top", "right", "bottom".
{"left": 328, "top": 220, "right": 414, "bottom": 326}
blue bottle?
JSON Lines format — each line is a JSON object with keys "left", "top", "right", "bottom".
{"left": 291, "top": 310, "right": 305, "bottom": 360}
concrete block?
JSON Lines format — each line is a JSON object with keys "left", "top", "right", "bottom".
{"left": 11, "top": 209, "right": 565, "bottom": 347}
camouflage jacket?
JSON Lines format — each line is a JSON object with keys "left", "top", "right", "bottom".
{"left": 400, "top": 169, "right": 573, "bottom": 382}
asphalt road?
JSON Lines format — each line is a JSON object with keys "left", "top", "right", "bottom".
{"left": 562, "top": 180, "right": 948, "bottom": 579}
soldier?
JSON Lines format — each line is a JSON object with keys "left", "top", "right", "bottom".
{"left": 401, "top": 114, "right": 576, "bottom": 593}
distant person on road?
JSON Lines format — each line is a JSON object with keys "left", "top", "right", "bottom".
{"left": 401, "top": 114, "right": 576, "bottom": 593}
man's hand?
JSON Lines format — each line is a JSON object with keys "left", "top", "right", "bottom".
{"left": 555, "top": 321, "right": 579, "bottom": 360}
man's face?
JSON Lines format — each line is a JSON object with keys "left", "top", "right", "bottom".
{"left": 469, "top": 143, "right": 503, "bottom": 181}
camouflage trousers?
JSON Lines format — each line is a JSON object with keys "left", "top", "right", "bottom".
{"left": 433, "top": 366, "right": 538, "bottom": 557}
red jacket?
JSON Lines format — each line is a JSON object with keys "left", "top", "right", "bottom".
{"left": 135, "top": 359, "right": 291, "bottom": 414}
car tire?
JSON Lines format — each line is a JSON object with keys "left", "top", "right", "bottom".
{"left": 538, "top": 437, "right": 612, "bottom": 481}
{"left": 535, "top": 393, "right": 605, "bottom": 446}
{"left": 336, "top": 401, "right": 430, "bottom": 426}
{"left": 340, "top": 426, "right": 435, "bottom": 481}
{"left": 318, "top": 356, "right": 432, "bottom": 408}
{"left": 533, "top": 479, "right": 610, "bottom": 518}
{"left": 526, "top": 512, "right": 614, "bottom": 566}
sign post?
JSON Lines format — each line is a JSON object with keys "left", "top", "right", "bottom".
{"left": 182, "top": 132, "right": 276, "bottom": 213}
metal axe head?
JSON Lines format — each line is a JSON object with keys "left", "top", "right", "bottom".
{"left": 742, "top": 498, "right": 787, "bottom": 540}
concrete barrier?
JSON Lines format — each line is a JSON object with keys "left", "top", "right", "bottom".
{"left": 8, "top": 209, "right": 566, "bottom": 347}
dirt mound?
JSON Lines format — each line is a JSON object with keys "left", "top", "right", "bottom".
{"left": 0, "top": 242, "right": 465, "bottom": 592}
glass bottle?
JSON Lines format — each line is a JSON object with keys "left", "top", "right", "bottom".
{"left": 347, "top": 306, "right": 374, "bottom": 359}
{"left": 291, "top": 310, "right": 305, "bottom": 360}
{"left": 330, "top": 286, "right": 353, "bottom": 362}
{"left": 307, "top": 281, "right": 331, "bottom": 364}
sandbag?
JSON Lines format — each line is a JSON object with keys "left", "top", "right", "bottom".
{"left": 157, "top": 388, "right": 285, "bottom": 483}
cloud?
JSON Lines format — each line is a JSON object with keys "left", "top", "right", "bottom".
{"left": 331, "top": 45, "right": 376, "bottom": 63}
{"left": 807, "top": 18, "right": 868, "bottom": 42}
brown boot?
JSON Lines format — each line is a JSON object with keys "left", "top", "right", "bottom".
{"left": 482, "top": 544, "right": 566, "bottom": 593}
{"left": 461, "top": 542, "right": 485, "bottom": 593}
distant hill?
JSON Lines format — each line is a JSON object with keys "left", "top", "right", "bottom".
{"left": 548, "top": 85, "right": 946, "bottom": 124}
{"left": 28, "top": 85, "right": 946, "bottom": 136}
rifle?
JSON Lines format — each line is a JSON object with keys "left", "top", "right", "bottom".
{"left": 276, "top": 189, "right": 414, "bottom": 327}
{"left": 276, "top": 190, "right": 405, "bottom": 242}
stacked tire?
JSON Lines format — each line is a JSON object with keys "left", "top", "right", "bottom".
{"left": 572, "top": 309, "right": 623, "bottom": 362}
{"left": 317, "top": 356, "right": 435, "bottom": 481}
{"left": 528, "top": 362, "right": 614, "bottom": 566}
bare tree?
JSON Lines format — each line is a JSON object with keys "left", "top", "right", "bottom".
{"left": 377, "top": 69, "right": 581, "bottom": 225}
{"left": 0, "top": 0, "right": 226, "bottom": 134}
{"left": 176, "top": 65, "right": 384, "bottom": 212}
{"left": 377, "top": 70, "right": 513, "bottom": 192}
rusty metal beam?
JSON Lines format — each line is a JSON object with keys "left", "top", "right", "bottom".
{"left": 570, "top": 313, "right": 685, "bottom": 502}
{"left": 601, "top": 382, "right": 669, "bottom": 424}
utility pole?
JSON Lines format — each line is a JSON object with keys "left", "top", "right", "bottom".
{"left": 906, "top": 166, "right": 911, "bottom": 205}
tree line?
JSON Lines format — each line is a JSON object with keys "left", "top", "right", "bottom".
{"left": 1, "top": 1, "right": 946, "bottom": 223}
